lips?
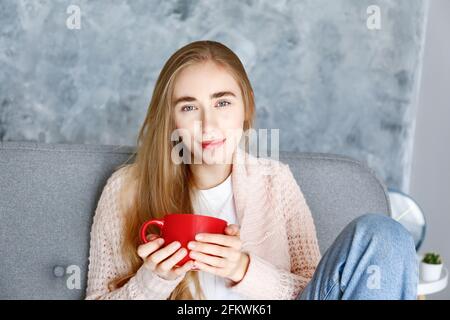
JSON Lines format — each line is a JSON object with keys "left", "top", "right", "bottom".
{"left": 201, "top": 138, "right": 226, "bottom": 149}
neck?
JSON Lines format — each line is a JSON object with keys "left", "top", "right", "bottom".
{"left": 189, "top": 162, "right": 232, "bottom": 190}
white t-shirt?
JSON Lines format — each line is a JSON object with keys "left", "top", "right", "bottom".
{"left": 190, "top": 173, "right": 245, "bottom": 300}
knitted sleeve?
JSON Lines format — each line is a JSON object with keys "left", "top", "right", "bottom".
{"left": 84, "top": 168, "right": 183, "bottom": 300}
{"left": 229, "top": 163, "right": 321, "bottom": 299}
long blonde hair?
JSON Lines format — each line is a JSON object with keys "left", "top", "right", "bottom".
{"left": 108, "top": 40, "right": 255, "bottom": 299}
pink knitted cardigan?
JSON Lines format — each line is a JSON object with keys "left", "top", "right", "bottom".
{"left": 85, "top": 147, "right": 322, "bottom": 300}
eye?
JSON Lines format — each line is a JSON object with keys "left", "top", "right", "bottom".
{"left": 181, "top": 105, "right": 197, "bottom": 112}
{"left": 216, "top": 100, "right": 231, "bottom": 108}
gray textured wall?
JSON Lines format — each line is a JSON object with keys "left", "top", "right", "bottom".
{"left": 0, "top": 0, "right": 428, "bottom": 191}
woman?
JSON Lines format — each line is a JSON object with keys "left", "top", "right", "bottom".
{"left": 85, "top": 40, "right": 418, "bottom": 300}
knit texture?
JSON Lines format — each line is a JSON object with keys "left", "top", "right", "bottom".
{"left": 85, "top": 147, "right": 321, "bottom": 300}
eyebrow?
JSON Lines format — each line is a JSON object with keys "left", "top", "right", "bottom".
{"left": 173, "top": 91, "right": 236, "bottom": 106}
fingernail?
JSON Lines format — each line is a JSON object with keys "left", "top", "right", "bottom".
{"left": 157, "top": 238, "right": 164, "bottom": 245}
{"left": 188, "top": 242, "right": 196, "bottom": 249}
{"left": 195, "top": 234, "right": 203, "bottom": 241}
{"left": 172, "top": 241, "right": 180, "bottom": 248}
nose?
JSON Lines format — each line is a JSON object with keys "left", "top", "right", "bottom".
{"left": 200, "top": 108, "right": 218, "bottom": 135}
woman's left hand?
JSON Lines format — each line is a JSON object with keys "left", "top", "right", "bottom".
{"left": 188, "top": 224, "right": 250, "bottom": 283}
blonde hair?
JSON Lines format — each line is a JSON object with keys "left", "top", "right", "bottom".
{"left": 108, "top": 40, "right": 255, "bottom": 299}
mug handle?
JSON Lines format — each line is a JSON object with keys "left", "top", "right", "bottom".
{"left": 140, "top": 219, "right": 164, "bottom": 244}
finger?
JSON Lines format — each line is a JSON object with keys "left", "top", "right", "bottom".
{"left": 157, "top": 247, "right": 188, "bottom": 272}
{"left": 189, "top": 242, "right": 232, "bottom": 258}
{"left": 194, "top": 260, "right": 221, "bottom": 276}
{"left": 225, "top": 224, "right": 240, "bottom": 236}
{"left": 173, "top": 260, "right": 195, "bottom": 277}
{"left": 195, "top": 233, "right": 241, "bottom": 250}
{"left": 137, "top": 238, "right": 165, "bottom": 259}
{"left": 146, "top": 233, "right": 160, "bottom": 241}
{"left": 147, "top": 241, "right": 181, "bottom": 265}
{"left": 190, "top": 251, "right": 226, "bottom": 268}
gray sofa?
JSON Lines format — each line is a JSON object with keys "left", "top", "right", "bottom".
{"left": 0, "top": 141, "right": 391, "bottom": 299}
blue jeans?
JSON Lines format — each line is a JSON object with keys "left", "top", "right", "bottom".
{"left": 298, "top": 213, "right": 418, "bottom": 300}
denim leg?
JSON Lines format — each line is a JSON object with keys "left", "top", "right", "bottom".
{"left": 298, "top": 213, "right": 418, "bottom": 300}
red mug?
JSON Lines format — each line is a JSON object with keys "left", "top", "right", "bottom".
{"left": 140, "top": 213, "right": 228, "bottom": 267}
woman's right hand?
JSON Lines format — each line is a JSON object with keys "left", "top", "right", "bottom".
{"left": 137, "top": 234, "right": 194, "bottom": 281}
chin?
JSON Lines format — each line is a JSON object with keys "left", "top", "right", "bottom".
{"left": 201, "top": 146, "right": 234, "bottom": 164}
{"left": 201, "top": 153, "right": 231, "bottom": 165}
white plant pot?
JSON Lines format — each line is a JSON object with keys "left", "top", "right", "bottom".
{"left": 420, "top": 262, "right": 443, "bottom": 282}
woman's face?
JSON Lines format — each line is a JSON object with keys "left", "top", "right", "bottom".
{"left": 172, "top": 61, "right": 245, "bottom": 165}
